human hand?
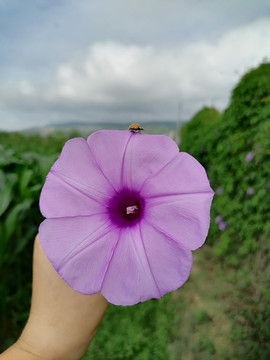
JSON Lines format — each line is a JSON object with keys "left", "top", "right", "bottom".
{"left": 0, "top": 235, "right": 108, "bottom": 360}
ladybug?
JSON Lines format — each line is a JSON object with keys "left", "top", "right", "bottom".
{"left": 129, "top": 123, "right": 144, "bottom": 133}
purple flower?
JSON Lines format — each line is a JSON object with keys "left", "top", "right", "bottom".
{"left": 218, "top": 221, "right": 227, "bottom": 231}
{"left": 215, "top": 215, "right": 223, "bottom": 224}
{"left": 246, "top": 187, "right": 255, "bottom": 196}
{"left": 39, "top": 130, "right": 214, "bottom": 305}
{"left": 216, "top": 187, "right": 223, "bottom": 195}
{"left": 245, "top": 152, "right": 254, "bottom": 162}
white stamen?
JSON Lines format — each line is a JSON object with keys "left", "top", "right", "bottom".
{"left": 126, "top": 205, "right": 139, "bottom": 215}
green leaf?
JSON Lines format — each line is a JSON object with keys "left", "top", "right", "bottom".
{"left": 36, "top": 154, "right": 58, "bottom": 179}
{"left": 0, "top": 171, "right": 18, "bottom": 216}
{"left": 19, "top": 168, "right": 33, "bottom": 197}
{"left": 4, "top": 198, "right": 33, "bottom": 240}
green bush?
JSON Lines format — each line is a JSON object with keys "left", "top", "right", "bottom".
{"left": 180, "top": 63, "right": 270, "bottom": 359}
{"left": 180, "top": 106, "right": 221, "bottom": 170}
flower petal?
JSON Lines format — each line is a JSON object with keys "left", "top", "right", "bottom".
{"left": 40, "top": 172, "right": 107, "bottom": 218}
{"left": 140, "top": 220, "right": 193, "bottom": 296}
{"left": 39, "top": 215, "right": 119, "bottom": 294}
{"left": 87, "top": 130, "right": 132, "bottom": 191}
{"left": 145, "top": 192, "right": 213, "bottom": 250}
{"left": 40, "top": 138, "right": 115, "bottom": 218}
{"left": 141, "top": 152, "right": 214, "bottom": 250}
{"left": 59, "top": 229, "right": 120, "bottom": 295}
{"left": 122, "top": 133, "right": 179, "bottom": 190}
{"left": 101, "top": 225, "right": 162, "bottom": 305}
{"left": 39, "top": 214, "right": 111, "bottom": 270}
{"left": 141, "top": 152, "right": 214, "bottom": 198}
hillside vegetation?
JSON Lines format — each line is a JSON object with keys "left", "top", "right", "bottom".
{"left": 180, "top": 63, "right": 270, "bottom": 359}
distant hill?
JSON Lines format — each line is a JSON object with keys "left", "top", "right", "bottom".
{"left": 22, "top": 120, "right": 182, "bottom": 141}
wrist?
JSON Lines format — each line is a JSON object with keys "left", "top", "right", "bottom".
{"left": 0, "top": 342, "right": 46, "bottom": 360}
{"left": 16, "top": 324, "right": 91, "bottom": 360}
{"left": 0, "top": 336, "right": 88, "bottom": 360}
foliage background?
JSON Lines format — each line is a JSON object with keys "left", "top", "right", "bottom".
{"left": 180, "top": 62, "right": 270, "bottom": 359}
{"left": 0, "top": 63, "right": 269, "bottom": 359}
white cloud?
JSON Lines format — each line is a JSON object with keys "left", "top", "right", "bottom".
{"left": 1, "top": 17, "right": 270, "bottom": 129}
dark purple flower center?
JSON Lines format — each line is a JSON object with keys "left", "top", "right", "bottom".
{"left": 108, "top": 188, "right": 144, "bottom": 227}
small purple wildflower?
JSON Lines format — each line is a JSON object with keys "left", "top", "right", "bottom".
{"left": 265, "top": 183, "right": 270, "bottom": 189}
{"left": 246, "top": 187, "right": 255, "bottom": 196}
{"left": 245, "top": 152, "right": 254, "bottom": 162}
{"left": 218, "top": 221, "right": 227, "bottom": 231}
{"left": 215, "top": 215, "right": 223, "bottom": 224}
{"left": 39, "top": 130, "right": 214, "bottom": 305}
{"left": 216, "top": 187, "right": 223, "bottom": 195}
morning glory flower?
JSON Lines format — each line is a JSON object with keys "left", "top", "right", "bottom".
{"left": 39, "top": 130, "right": 214, "bottom": 306}
{"left": 246, "top": 187, "right": 255, "bottom": 196}
{"left": 216, "top": 187, "right": 223, "bottom": 195}
{"left": 215, "top": 215, "right": 223, "bottom": 224}
{"left": 245, "top": 152, "right": 254, "bottom": 162}
{"left": 218, "top": 221, "right": 227, "bottom": 231}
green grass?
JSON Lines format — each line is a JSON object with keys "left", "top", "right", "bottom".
{"left": 83, "top": 293, "right": 173, "bottom": 360}
{"left": 168, "top": 247, "right": 235, "bottom": 360}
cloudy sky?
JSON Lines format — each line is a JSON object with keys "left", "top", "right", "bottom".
{"left": 1, "top": 0, "right": 270, "bottom": 131}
